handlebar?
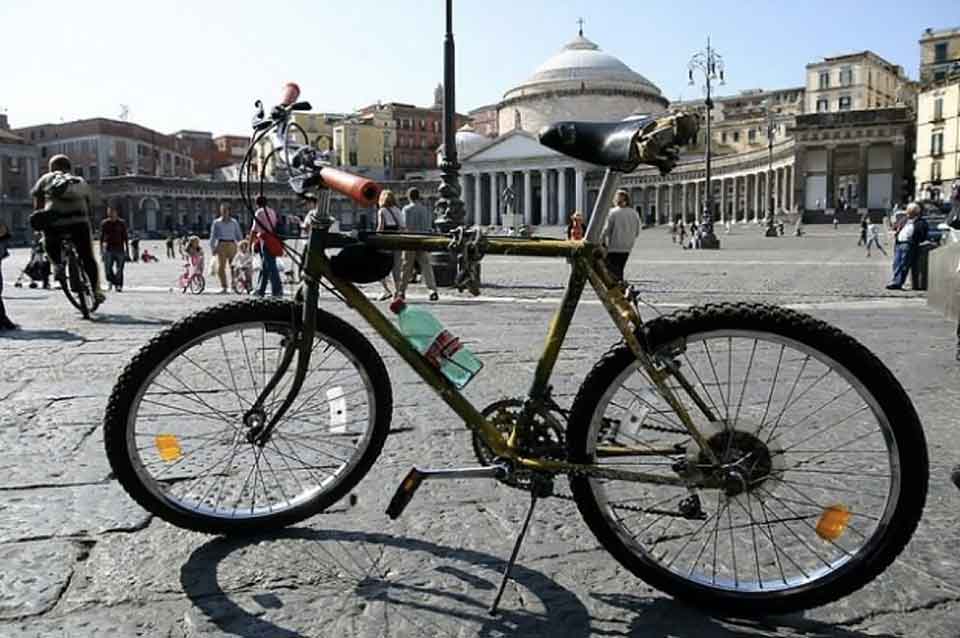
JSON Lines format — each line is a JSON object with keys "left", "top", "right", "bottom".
{"left": 319, "top": 167, "right": 381, "bottom": 206}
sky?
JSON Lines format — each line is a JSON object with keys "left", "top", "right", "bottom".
{"left": 1, "top": 0, "right": 955, "bottom": 136}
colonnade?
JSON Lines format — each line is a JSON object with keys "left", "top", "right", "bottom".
{"left": 459, "top": 166, "right": 588, "bottom": 227}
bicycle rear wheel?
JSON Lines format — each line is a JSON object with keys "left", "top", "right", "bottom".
{"left": 60, "top": 248, "right": 95, "bottom": 319}
{"left": 103, "top": 298, "right": 392, "bottom": 534}
{"left": 567, "top": 303, "right": 927, "bottom": 615}
{"left": 189, "top": 274, "right": 206, "bottom": 295}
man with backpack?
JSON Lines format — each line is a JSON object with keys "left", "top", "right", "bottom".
{"left": 30, "top": 154, "right": 104, "bottom": 305}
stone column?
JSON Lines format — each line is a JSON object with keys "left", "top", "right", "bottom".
{"left": 785, "top": 166, "right": 793, "bottom": 211}
{"left": 751, "top": 174, "right": 759, "bottom": 222}
{"left": 717, "top": 178, "right": 726, "bottom": 223}
{"left": 858, "top": 144, "right": 869, "bottom": 212}
{"left": 732, "top": 177, "right": 741, "bottom": 222}
{"left": 489, "top": 171, "right": 498, "bottom": 226}
{"left": 523, "top": 170, "right": 533, "bottom": 226}
{"left": 680, "top": 183, "right": 689, "bottom": 224}
{"left": 892, "top": 142, "right": 906, "bottom": 208}
{"left": 473, "top": 173, "right": 482, "bottom": 226}
{"left": 825, "top": 145, "right": 836, "bottom": 213}
{"left": 575, "top": 168, "right": 586, "bottom": 218}
{"left": 693, "top": 181, "right": 701, "bottom": 223}
{"left": 557, "top": 167, "right": 567, "bottom": 225}
{"left": 539, "top": 169, "right": 549, "bottom": 226}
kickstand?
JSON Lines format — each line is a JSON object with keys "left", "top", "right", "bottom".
{"left": 489, "top": 487, "right": 542, "bottom": 616}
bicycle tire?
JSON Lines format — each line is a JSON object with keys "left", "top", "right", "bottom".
{"left": 189, "top": 274, "right": 205, "bottom": 295}
{"left": 567, "top": 302, "right": 927, "bottom": 615}
{"left": 103, "top": 298, "right": 393, "bottom": 535}
{"left": 61, "top": 249, "right": 92, "bottom": 319}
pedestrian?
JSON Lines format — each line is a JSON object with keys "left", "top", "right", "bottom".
{"left": 865, "top": 219, "right": 887, "bottom": 257}
{"left": 678, "top": 221, "right": 687, "bottom": 248}
{"left": 22, "top": 232, "right": 51, "bottom": 289}
{"left": 670, "top": 219, "right": 678, "bottom": 243}
{"left": 30, "top": 154, "right": 104, "bottom": 305}
{"left": 99, "top": 205, "right": 129, "bottom": 292}
{"left": 165, "top": 235, "right": 175, "bottom": 259}
{"left": 130, "top": 232, "right": 141, "bottom": 262}
{"left": 600, "top": 189, "right": 640, "bottom": 283}
{"left": 249, "top": 195, "right": 283, "bottom": 297}
{"left": 375, "top": 189, "right": 404, "bottom": 301}
{"left": 857, "top": 215, "right": 868, "bottom": 246}
{"left": 210, "top": 203, "right": 244, "bottom": 294}
{"left": 886, "top": 202, "right": 928, "bottom": 290}
{"left": 566, "top": 211, "right": 585, "bottom": 241}
{"left": 396, "top": 188, "right": 439, "bottom": 301}
{"left": 0, "top": 222, "right": 17, "bottom": 331}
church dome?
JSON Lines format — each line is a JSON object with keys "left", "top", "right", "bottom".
{"left": 497, "top": 28, "right": 668, "bottom": 136}
{"left": 514, "top": 34, "right": 663, "bottom": 97}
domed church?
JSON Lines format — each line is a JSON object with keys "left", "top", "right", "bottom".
{"left": 459, "top": 26, "right": 668, "bottom": 227}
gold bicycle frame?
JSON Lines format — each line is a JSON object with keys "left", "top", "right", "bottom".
{"left": 299, "top": 170, "right": 720, "bottom": 485}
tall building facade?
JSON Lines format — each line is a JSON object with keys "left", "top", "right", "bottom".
{"left": 919, "top": 26, "right": 960, "bottom": 84}
{"left": 14, "top": 118, "right": 195, "bottom": 182}
{"left": 805, "top": 52, "right": 913, "bottom": 113}
{"left": 0, "top": 114, "right": 41, "bottom": 240}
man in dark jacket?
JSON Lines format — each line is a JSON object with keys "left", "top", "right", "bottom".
{"left": 886, "top": 202, "right": 928, "bottom": 290}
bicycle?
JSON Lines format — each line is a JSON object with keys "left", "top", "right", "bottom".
{"left": 178, "top": 256, "right": 206, "bottom": 295}
{"left": 57, "top": 238, "right": 98, "bottom": 318}
{"left": 103, "top": 86, "right": 928, "bottom": 617}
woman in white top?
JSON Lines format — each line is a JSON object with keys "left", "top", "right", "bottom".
{"left": 376, "top": 189, "right": 404, "bottom": 300}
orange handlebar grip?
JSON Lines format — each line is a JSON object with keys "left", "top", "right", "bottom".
{"left": 319, "top": 167, "right": 382, "bottom": 206}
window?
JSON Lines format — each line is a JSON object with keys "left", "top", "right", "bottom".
{"left": 721, "top": 131, "right": 727, "bottom": 143}
{"left": 935, "top": 42, "right": 948, "bottom": 63}
{"left": 349, "top": 151, "right": 357, "bottom": 166}
{"left": 868, "top": 70, "right": 873, "bottom": 88}
{"left": 932, "top": 161, "right": 942, "bottom": 181}
{"left": 935, "top": 70, "right": 947, "bottom": 82}
{"left": 89, "top": 166, "right": 98, "bottom": 181}
{"left": 934, "top": 97, "right": 944, "bottom": 121}
{"left": 816, "top": 98, "right": 829, "bottom": 112}
{"left": 932, "top": 132, "right": 944, "bottom": 155}
{"left": 840, "top": 66, "right": 853, "bottom": 86}
{"left": 75, "top": 166, "right": 84, "bottom": 177}
{"left": 818, "top": 71, "right": 830, "bottom": 89}
{"left": 419, "top": 119, "right": 425, "bottom": 130}
{"left": 748, "top": 129, "right": 757, "bottom": 143}
{"left": 838, "top": 95, "right": 852, "bottom": 111}
{"left": 732, "top": 131, "right": 740, "bottom": 143}
{"left": 41, "top": 146, "right": 47, "bottom": 158}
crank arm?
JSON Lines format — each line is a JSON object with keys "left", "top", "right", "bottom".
{"left": 386, "top": 465, "right": 507, "bottom": 519}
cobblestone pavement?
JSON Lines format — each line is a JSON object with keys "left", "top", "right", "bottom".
{"left": 1, "top": 226, "right": 958, "bottom": 637}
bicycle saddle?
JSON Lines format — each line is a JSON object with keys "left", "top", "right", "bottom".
{"left": 538, "top": 111, "right": 699, "bottom": 175}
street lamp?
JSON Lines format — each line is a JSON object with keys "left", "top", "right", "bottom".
{"left": 434, "top": 0, "right": 465, "bottom": 232}
{"left": 688, "top": 37, "right": 724, "bottom": 249}
{"left": 761, "top": 98, "right": 779, "bottom": 236}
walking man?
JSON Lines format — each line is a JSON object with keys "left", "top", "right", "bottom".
{"left": 886, "top": 202, "right": 928, "bottom": 290}
{"left": 396, "top": 188, "right": 438, "bottom": 301}
{"left": 209, "top": 203, "right": 244, "bottom": 293}
{"left": 601, "top": 189, "right": 640, "bottom": 283}
{"left": 865, "top": 218, "right": 887, "bottom": 257}
{"left": 100, "top": 205, "right": 129, "bottom": 292}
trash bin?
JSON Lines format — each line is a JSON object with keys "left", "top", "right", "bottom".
{"left": 911, "top": 242, "right": 933, "bottom": 291}
{"left": 430, "top": 252, "right": 457, "bottom": 288}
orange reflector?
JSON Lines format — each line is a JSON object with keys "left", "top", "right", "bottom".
{"left": 816, "top": 504, "right": 851, "bottom": 541}
{"left": 155, "top": 434, "right": 183, "bottom": 462}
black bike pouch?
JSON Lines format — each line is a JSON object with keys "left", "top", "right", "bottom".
{"left": 29, "top": 210, "right": 50, "bottom": 231}
{"left": 329, "top": 244, "right": 394, "bottom": 283}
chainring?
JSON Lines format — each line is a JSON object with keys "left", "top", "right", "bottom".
{"left": 472, "top": 399, "right": 567, "bottom": 489}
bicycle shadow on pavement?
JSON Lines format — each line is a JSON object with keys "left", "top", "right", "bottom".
{"left": 92, "top": 313, "right": 173, "bottom": 326}
{"left": 0, "top": 327, "right": 84, "bottom": 341}
{"left": 590, "top": 593, "right": 901, "bottom": 638}
{"left": 180, "top": 526, "right": 593, "bottom": 638}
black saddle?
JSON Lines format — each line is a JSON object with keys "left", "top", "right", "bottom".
{"left": 538, "top": 112, "right": 699, "bottom": 175}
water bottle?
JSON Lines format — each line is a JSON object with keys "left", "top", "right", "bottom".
{"left": 390, "top": 299, "right": 482, "bottom": 388}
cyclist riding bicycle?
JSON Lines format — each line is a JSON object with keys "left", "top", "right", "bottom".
{"left": 31, "top": 154, "right": 104, "bottom": 306}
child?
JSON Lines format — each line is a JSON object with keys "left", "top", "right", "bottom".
{"left": 232, "top": 239, "right": 253, "bottom": 293}
{"left": 178, "top": 236, "right": 204, "bottom": 290}
{"left": 141, "top": 249, "right": 158, "bottom": 263}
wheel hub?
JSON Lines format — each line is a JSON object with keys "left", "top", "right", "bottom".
{"left": 687, "top": 420, "right": 784, "bottom": 497}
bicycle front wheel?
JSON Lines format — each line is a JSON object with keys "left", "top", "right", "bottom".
{"left": 104, "top": 298, "right": 392, "bottom": 535}
{"left": 567, "top": 302, "right": 927, "bottom": 615}
{"left": 189, "top": 274, "right": 205, "bottom": 295}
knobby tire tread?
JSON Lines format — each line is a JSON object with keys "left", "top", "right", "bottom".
{"left": 567, "top": 302, "right": 928, "bottom": 615}
{"left": 103, "top": 298, "right": 393, "bottom": 535}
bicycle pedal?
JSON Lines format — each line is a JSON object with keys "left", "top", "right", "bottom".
{"left": 385, "top": 465, "right": 507, "bottom": 519}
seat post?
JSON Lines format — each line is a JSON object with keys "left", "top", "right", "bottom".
{"left": 582, "top": 168, "right": 622, "bottom": 246}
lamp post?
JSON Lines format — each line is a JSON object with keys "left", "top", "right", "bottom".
{"left": 688, "top": 38, "right": 724, "bottom": 249}
{"left": 762, "top": 98, "right": 779, "bottom": 236}
{"left": 434, "top": 0, "right": 464, "bottom": 232}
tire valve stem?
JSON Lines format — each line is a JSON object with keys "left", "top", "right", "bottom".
{"left": 816, "top": 504, "right": 851, "bottom": 541}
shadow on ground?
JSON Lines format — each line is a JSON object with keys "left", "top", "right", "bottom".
{"left": 92, "top": 313, "right": 173, "bottom": 326}
{"left": 0, "top": 327, "right": 84, "bottom": 341}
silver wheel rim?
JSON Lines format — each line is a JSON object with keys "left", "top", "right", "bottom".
{"left": 586, "top": 329, "right": 901, "bottom": 595}
{"left": 125, "top": 320, "right": 378, "bottom": 521}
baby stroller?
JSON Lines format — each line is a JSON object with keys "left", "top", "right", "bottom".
{"left": 178, "top": 254, "right": 205, "bottom": 294}
{"left": 14, "top": 247, "right": 51, "bottom": 289}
